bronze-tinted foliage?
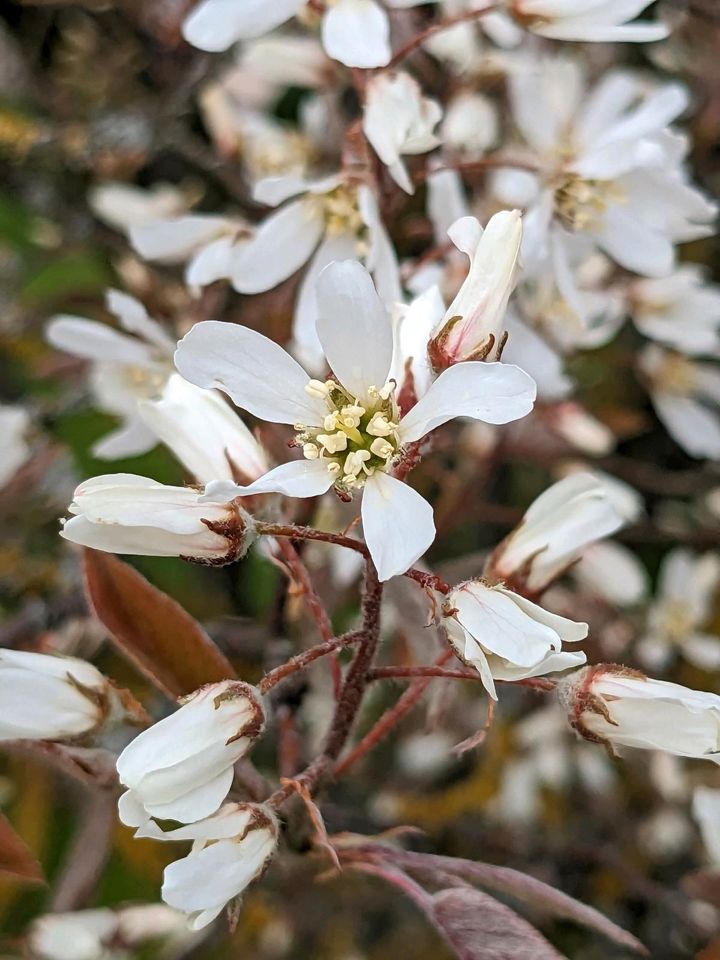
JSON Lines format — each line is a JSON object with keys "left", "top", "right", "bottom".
{"left": 0, "top": 813, "right": 44, "bottom": 886}
{"left": 82, "top": 549, "right": 236, "bottom": 699}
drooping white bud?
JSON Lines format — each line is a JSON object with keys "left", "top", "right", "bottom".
{"left": 0, "top": 650, "right": 113, "bottom": 743}
{"left": 117, "top": 681, "right": 265, "bottom": 828}
{"left": 61, "top": 475, "right": 255, "bottom": 565}
{"left": 443, "top": 580, "right": 587, "bottom": 700}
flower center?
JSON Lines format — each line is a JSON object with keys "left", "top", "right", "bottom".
{"left": 296, "top": 379, "right": 401, "bottom": 490}
{"left": 648, "top": 352, "right": 698, "bottom": 394}
{"left": 660, "top": 600, "right": 694, "bottom": 643}
{"left": 119, "top": 362, "right": 169, "bottom": 399}
{"left": 321, "top": 185, "right": 366, "bottom": 242}
{"left": 553, "top": 176, "right": 625, "bottom": 233}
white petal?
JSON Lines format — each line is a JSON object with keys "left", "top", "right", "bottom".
{"left": 231, "top": 199, "right": 324, "bottom": 294}
{"left": 130, "top": 216, "right": 234, "bottom": 262}
{"left": 106, "top": 290, "right": 176, "bottom": 354}
{"left": 361, "top": 473, "right": 435, "bottom": 581}
{"left": 186, "top": 236, "right": 237, "bottom": 288}
{"left": 399, "top": 362, "right": 536, "bottom": 442}
{"left": 203, "top": 459, "right": 335, "bottom": 501}
{"left": 175, "top": 321, "right": 325, "bottom": 426}
{"left": 652, "top": 393, "right": 720, "bottom": 460}
{"left": 321, "top": 0, "right": 391, "bottom": 68}
{"left": 182, "top": 0, "right": 304, "bottom": 51}
{"left": 92, "top": 417, "right": 158, "bottom": 460}
{"left": 47, "top": 316, "right": 152, "bottom": 364}
{"left": 315, "top": 260, "right": 393, "bottom": 396}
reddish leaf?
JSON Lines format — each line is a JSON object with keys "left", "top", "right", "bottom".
{"left": 83, "top": 549, "right": 236, "bottom": 699}
{"left": 431, "top": 887, "right": 566, "bottom": 960}
{"left": 0, "top": 813, "right": 44, "bottom": 886}
{"left": 357, "top": 847, "right": 646, "bottom": 955}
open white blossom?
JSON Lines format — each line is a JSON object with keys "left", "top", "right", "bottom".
{"left": 638, "top": 344, "right": 720, "bottom": 460}
{"left": 561, "top": 666, "right": 720, "bottom": 763}
{"left": 117, "top": 681, "right": 265, "bottom": 828}
{"left": 0, "top": 650, "right": 111, "bottom": 742}
{"left": 0, "top": 404, "right": 30, "bottom": 487}
{"left": 630, "top": 266, "right": 720, "bottom": 356}
{"left": 47, "top": 290, "right": 176, "bottom": 459}
{"left": 362, "top": 72, "right": 442, "bottom": 194}
{"left": 443, "top": 579, "right": 588, "bottom": 699}
{"left": 488, "top": 472, "right": 626, "bottom": 592}
{"left": 62, "top": 475, "right": 255, "bottom": 564}
{"left": 497, "top": 59, "right": 716, "bottom": 283}
{"left": 442, "top": 91, "right": 499, "bottom": 157}
{"left": 144, "top": 803, "right": 279, "bottom": 930}
{"left": 509, "top": 0, "right": 669, "bottom": 42}
{"left": 176, "top": 260, "right": 536, "bottom": 581}
{"left": 636, "top": 549, "right": 720, "bottom": 671}
{"left": 428, "top": 211, "right": 523, "bottom": 367}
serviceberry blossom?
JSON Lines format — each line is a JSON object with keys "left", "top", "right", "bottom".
{"left": 508, "top": 0, "right": 669, "bottom": 42}
{"left": 638, "top": 344, "right": 720, "bottom": 460}
{"left": 156, "top": 804, "right": 279, "bottom": 930}
{"left": 47, "top": 290, "right": 176, "bottom": 459}
{"left": 176, "top": 260, "right": 536, "bottom": 581}
{"left": 497, "top": 59, "right": 716, "bottom": 283}
{"left": 0, "top": 650, "right": 113, "bottom": 742}
{"left": 442, "top": 580, "right": 588, "bottom": 699}
{"left": 487, "top": 472, "right": 626, "bottom": 593}
{"left": 116, "top": 681, "right": 265, "bottom": 829}
{"left": 62, "top": 475, "right": 255, "bottom": 564}
{"left": 362, "top": 72, "right": 442, "bottom": 195}
{"left": 636, "top": 549, "right": 720, "bottom": 671}
{"left": 630, "top": 266, "right": 720, "bottom": 356}
{"left": 561, "top": 665, "right": 720, "bottom": 763}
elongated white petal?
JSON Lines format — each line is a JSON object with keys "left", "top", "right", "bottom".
{"left": 175, "top": 321, "right": 325, "bottom": 426}
{"left": 321, "top": 0, "right": 391, "bottom": 68}
{"left": 182, "top": 0, "right": 303, "bottom": 51}
{"left": 47, "top": 316, "right": 152, "bottom": 365}
{"left": 130, "top": 216, "right": 235, "bottom": 262}
{"left": 361, "top": 473, "right": 435, "bottom": 581}
{"left": 231, "top": 199, "right": 324, "bottom": 294}
{"left": 91, "top": 417, "right": 158, "bottom": 460}
{"left": 106, "top": 290, "right": 176, "bottom": 353}
{"left": 315, "top": 260, "right": 393, "bottom": 397}
{"left": 399, "top": 362, "right": 536, "bottom": 442}
{"left": 203, "top": 459, "right": 335, "bottom": 501}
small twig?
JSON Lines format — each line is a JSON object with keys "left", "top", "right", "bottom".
{"left": 367, "top": 667, "right": 557, "bottom": 691}
{"left": 387, "top": 4, "right": 500, "bottom": 68}
{"left": 259, "top": 631, "right": 362, "bottom": 694}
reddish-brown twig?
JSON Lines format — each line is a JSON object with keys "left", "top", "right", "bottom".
{"left": 387, "top": 4, "right": 499, "bottom": 68}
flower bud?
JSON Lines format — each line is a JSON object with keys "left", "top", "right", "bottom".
{"left": 0, "top": 650, "right": 113, "bottom": 742}
{"left": 442, "top": 579, "right": 587, "bottom": 699}
{"left": 428, "top": 210, "right": 522, "bottom": 369}
{"left": 61, "top": 474, "right": 255, "bottom": 565}
{"left": 559, "top": 664, "right": 720, "bottom": 762}
{"left": 117, "top": 681, "right": 265, "bottom": 828}
{"left": 149, "top": 803, "right": 279, "bottom": 930}
{"left": 487, "top": 472, "right": 625, "bottom": 594}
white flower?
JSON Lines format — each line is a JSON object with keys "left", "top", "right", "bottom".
{"left": 389, "top": 285, "right": 446, "bottom": 407}
{"left": 571, "top": 541, "right": 649, "bottom": 607}
{"left": 129, "top": 215, "right": 252, "bottom": 290}
{"left": 498, "top": 60, "right": 716, "bottom": 282}
{"left": 46, "top": 290, "right": 176, "bottom": 459}
{"left": 117, "top": 681, "right": 265, "bottom": 828}
{"left": 489, "top": 472, "right": 626, "bottom": 593}
{"left": 692, "top": 786, "right": 720, "bottom": 866}
{"left": 638, "top": 344, "right": 720, "bottom": 460}
{"left": 88, "top": 181, "right": 188, "bottom": 233}
{"left": 229, "top": 173, "right": 400, "bottom": 368}
{"left": 149, "top": 803, "right": 279, "bottom": 930}
{"left": 637, "top": 549, "right": 720, "bottom": 671}
{"left": 138, "top": 374, "right": 268, "bottom": 486}
{"left": 441, "top": 91, "right": 498, "bottom": 157}
{"left": 175, "top": 260, "right": 536, "bottom": 581}
{"left": 443, "top": 579, "right": 588, "bottom": 699}
{"left": 61, "top": 475, "right": 255, "bottom": 564}
{"left": 28, "top": 905, "right": 195, "bottom": 960}
{"left": 0, "top": 650, "right": 110, "bottom": 742}
{"left": 428, "top": 211, "right": 523, "bottom": 367}
{"left": 631, "top": 266, "right": 720, "bottom": 356}
{"left": 29, "top": 909, "right": 117, "bottom": 960}
{"left": 509, "top": 0, "right": 669, "bottom": 42}
{"left": 560, "top": 665, "right": 720, "bottom": 763}
{"left": 362, "top": 72, "right": 442, "bottom": 194}
{"left": 0, "top": 404, "right": 30, "bottom": 487}
{"left": 183, "top": 0, "right": 425, "bottom": 68}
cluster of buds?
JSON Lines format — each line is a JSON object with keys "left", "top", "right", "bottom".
{"left": 0, "top": 650, "right": 142, "bottom": 743}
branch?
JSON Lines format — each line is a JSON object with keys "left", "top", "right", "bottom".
{"left": 387, "top": 4, "right": 500, "bottom": 68}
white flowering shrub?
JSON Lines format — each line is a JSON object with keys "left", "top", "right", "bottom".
{"left": 1, "top": 1, "right": 720, "bottom": 957}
